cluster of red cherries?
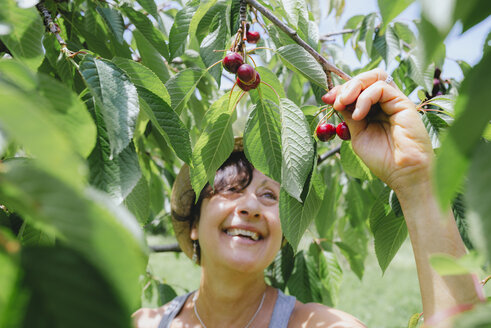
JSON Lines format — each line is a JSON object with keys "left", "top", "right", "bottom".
{"left": 316, "top": 121, "right": 350, "bottom": 141}
{"left": 222, "top": 31, "right": 261, "bottom": 92}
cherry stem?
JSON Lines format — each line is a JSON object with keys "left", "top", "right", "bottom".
{"left": 334, "top": 111, "right": 343, "bottom": 122}
{"left": 213, "top": 49, "right": 228, "bottom": 53}
{"left": 482, "top": 275, "right": 491, "bottom": 286}
{"left": 228, "top": 82, "right": 238, "bottom": 109}
{"left": 247, "top": 54, "right": 257, "bottom": 68}
{"left": 312, "top": 105, "right": 331, "bottom": 121}
{"left": 313, "top": 108, "right": 335, "bottom": 135}
{"left": 259, "top": 81, "right": 281, "bottom": 103}
{"left": 231, "top": 90, "right": 247, "bottom": 113}
{"left": 247, "top": 46, "right": 275, "bottom": 54}
{"left": 206, "top": 58, "right": 224, "bottom": 72}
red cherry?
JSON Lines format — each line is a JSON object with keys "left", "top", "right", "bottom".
{"left": 222, "top": 52, "right": 244, "bottom": 74}
{"left": 246, "top": 31, "right": 260, "bottom": 44}
{"left": 316, "top": 123, "right": 336, "bottom": 142}
{"left": 237, "top": 71, "right": 260, "bottom": 91}
{"left": 237, "top": 64, "right": 256, "bottom": 85}
{"left": 336, "top": 122, "right": 351, "bottom": 140}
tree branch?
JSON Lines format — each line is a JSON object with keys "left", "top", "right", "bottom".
{"left": 244, "top": 0, "right": 351, "bottom": 84}
{"left": 317, "top": 145, "right": 341, "bottom": 165}
{"left": 149, "top": 243, "right": 182, "bottom": 253}
{"left": 320, "top": 29, "right": 357, "bottom": 41}
{"left": 36, "top": 2, "right": 67, "bottom": 50}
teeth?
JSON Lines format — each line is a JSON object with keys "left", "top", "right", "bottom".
{"left": 226, "top": 228, "right": 260, "bottom": 241}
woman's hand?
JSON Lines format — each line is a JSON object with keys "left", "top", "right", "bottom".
{"left": 322, "top": 68, "right": 434, "bottom": 194}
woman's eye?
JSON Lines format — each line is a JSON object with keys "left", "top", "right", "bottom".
{"left": 262, "top": 191, "right": 277, "bottom": 200}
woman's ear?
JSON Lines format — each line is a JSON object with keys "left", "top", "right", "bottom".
{"left": 190, "top": 221, "right": 199, "bottom": 240}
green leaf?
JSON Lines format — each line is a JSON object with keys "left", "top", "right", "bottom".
{"left": 453, "top": 0, "right": 491, "bottom": 32}
{"left": 122, "top": 6, "right": 169, "bottom": 61}
{"left": 190, "top": 92, "right": 238, "bottom": 196}
{"left": 188, "top": 0, "right": 219, "bottom": 41}
{"left": 87, "top": 100, "right": 142, "bottom": 204}
{"left": 244, "top": 100, "right": 282, "bottom": 182}
{"left": 137, "top": 86, "right": 192, "bottom": 164}
{"left": 377, "top": 0, "right": 413, "bottom": 32}
{"left": 287, "top": 243, "right": 340, "bottom": 306}
{"left": 0, "top": 161, "right": 148, "bottom": 311}
{"left": 425, "top": 95, "right": 455, "bottom": 114}
{"left": 123, "top": 175, "right": 150, "bottom": 225}
{"left": 36, "top": 74, "right": 97, "bottom": 158}
{"left": 369, "top": 187, "right": 407, "bottom": 273}
{"left": 21, "top": 246, "right": 132, "bottom": 327}
{"left": 280, "top": 98, "right": 315, "bottom": 201}
{"left": 19, "top": 223, "right": 55, "bottom": 246}
{"left": 340, "top": 142, "right": 372, "bottom": 180}
{"left": 79, "top": 55, "right": 139, "bottom": 158}
{"left": 0, "top": 74, "right": 86, "bottom": 188}
{"left": 0, "top": 234, "right": 21, "bottom": 323}
{"left": 250, "top": 66, "right": 287, "bottom": 104}
{"left": 385, "top": 24, "right": 401, "bottom": 66}
{"left": 42, "top": 34, "right": 74, "bottom": 86}
{"left": 465, "top": 142, "right": 491, "bottom": 263}
{"left": 407, "top": 53, "right": 434, "bottom": 92}
{"left": 335, "top": 240, "right": 365, "bottom": 280}
{"left": 136, "top": 0, "right": 159, "bottom": 19}
{"left": 0, "top": 0, "right": 44, "bottom": 70}
{"left": 132, "top": 29, "right": 171, "bottom": 83}
{"left": 359, "top": 13, "right": 378, "bottom": 57}
{"left": 169, "top": 4, "right": 198, "bottom": 60}
{"left": 280, "top": 170, "right": 324, "bottom": 251}
{"left": 435, "top": 51, "right": 491, "bottom": 209}
{"left": 407, "top": 312, "right": 422, "bottom": 328}
{"left": 97, "top": 7, "right": 125, "bottom": 44}
{"left": 165, "top": 68, "right": 208, "bottom": 115}
{"left": 276, "top": 44, "right": 327, "bottom": 89}
{"left": 315, "top": 165, "right": 341, "bottom": 238}
{"left": 421, "top": 112, "right": 449, "bottom": 149}
{"left": 112, "top": 57, "right": 171, "bottom": 106}
{"left": 266, "top": 243, "right": 294, "bottom": 290}
{"left": 199, "top": 14, "right": 227, "bottom": 85}
{"left": 429, "top": 252, "right": 483, "bottom": 276}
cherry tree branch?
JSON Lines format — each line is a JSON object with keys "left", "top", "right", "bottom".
{"left": 36, "top": 2, "right": 67, "bottom": 50}
{"left": 244, "top": 0, "right": 351, "bottom": 85}
{"left": 317, "top": 145, "right": 341, "bottom": 165}
{"left": 150, "top": 243, "right": 182, "bottom": 253}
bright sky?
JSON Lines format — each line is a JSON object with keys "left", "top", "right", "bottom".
{"left": 320, "top": 0, "right": 491, "bottom": 81}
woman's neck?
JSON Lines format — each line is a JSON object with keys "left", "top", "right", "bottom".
{"left": 194, "top": 265, "right": 269, "bottom": 328}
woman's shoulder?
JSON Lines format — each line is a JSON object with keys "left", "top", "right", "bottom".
{"left": 132, "top": 292, "right": 194, "bottom": 328}
{"left": 289, "top": 301, "right": 367, "bottom": 328}
{"left": 132, "top": 305, "right": 168, "bottom": 328}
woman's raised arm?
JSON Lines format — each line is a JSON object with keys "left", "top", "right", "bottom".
{"left": 322, "top": 68, "right": 483, "bottom": 327}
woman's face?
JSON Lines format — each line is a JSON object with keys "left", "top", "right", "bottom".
{"left": 191, "top": 169, "right": 282, "bottom": 273}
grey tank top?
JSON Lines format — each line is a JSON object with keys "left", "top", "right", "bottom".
{"left": 158, "top": 289, "right": 296, "bottom": 328}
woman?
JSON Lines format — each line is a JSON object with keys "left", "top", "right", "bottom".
{"left": 133, "top": 69, "right": 483, "bottom": 328}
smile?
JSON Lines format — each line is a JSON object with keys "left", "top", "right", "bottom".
{"left": 224, "top": 228, "right": 261, "bottom": 241}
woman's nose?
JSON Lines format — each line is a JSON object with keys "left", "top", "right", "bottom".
{"left": 236, "top": 193, "right": 261, "bottom": 219}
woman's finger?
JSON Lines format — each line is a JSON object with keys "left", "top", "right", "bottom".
{"left": 321, "top": 86, "right": 341, "bottom": 105}
{"left": 333, "top": 68, "right": 396, "bottom": 110}
{"left": 351, "top": 80, "right": 414, "bottom": 121}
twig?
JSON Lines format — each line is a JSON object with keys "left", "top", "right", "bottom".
{"left": 317, "top": 145, "right": 341, "bottom": 165}
{"left": 36, "top": 2, "right": 67, "bottom": 51}
{"left": 149, "top": 243, "right": 182, "bottom": 253}
{"left": 320, "top": 28, "right": 357, "bottom": 41}
{"left": 244, "top": 0, "right": 351, "bottom": 83}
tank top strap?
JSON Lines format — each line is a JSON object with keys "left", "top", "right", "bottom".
{"left": 268, "top": 289, "right": 297, "bottom": 328}
{"left": 158, "top": 291, "right": 194, "bottom": 328}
